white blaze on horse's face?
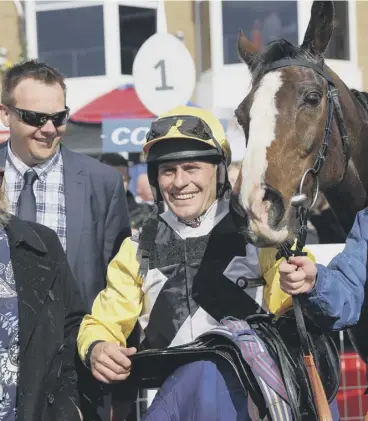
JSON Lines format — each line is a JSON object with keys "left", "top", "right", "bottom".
{"left": 239, "top": 70, "right": 288, "bottom": 244}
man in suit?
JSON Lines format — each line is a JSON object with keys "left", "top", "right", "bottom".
{"left": 0, "top": 60, "right": 131, "bottom": 309}
{"left": 0, "top": 168, "right": 86, "bottom": 421}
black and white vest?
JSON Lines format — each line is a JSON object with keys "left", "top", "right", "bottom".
{"left": 137, "top": 199, "right": 266, "bottom": 349}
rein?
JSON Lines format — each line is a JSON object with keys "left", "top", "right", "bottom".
{"left": 264, "top": 58, "right": 350, "bottom": 421}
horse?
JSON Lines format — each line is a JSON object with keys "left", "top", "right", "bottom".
{"left": 229, "top": 0, "right": 368, "bottom": 413}
{"left": 230, "top": 0, "right": 368, "bottom": 250}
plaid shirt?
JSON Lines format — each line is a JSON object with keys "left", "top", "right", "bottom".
{"left": 5, "top": 144, "right": 67, "bottom": 251}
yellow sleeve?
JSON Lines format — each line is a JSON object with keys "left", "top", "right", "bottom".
{"left": 77, "top": 237, "right": 143, "bottom": 362}
{"left": 259, "top": 245, "right": 316, "bottom": 315}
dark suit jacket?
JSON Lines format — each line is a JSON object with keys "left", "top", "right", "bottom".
{"left": 6, "top": 215, "right": 87, "bottom": 421}
{"left": 0, "top": 142, "right": 131, "bottom": 308}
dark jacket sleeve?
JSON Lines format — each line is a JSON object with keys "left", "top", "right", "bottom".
{"left": 53, "top": 242, "right": 88, "bottom": 419}
{"left": 104, "top": 173, "right": 131, "bottom": 266}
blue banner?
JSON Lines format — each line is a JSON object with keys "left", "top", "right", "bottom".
{"left": 102, "top": 118, "right": 228, "bottom": 153}
{"left": 102, "top": 118, "right": 154, "bottom": 153}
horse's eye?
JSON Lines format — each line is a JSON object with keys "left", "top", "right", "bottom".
{"left": 305, "top": 92, "right": 322, "bottom": 107}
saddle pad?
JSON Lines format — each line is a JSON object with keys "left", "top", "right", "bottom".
{"left": 245, "top": 312, "right": 340, "bottom": 420}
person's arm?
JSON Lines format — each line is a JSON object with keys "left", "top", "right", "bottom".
{"left": 281, "top": 210, "right": 368, "bottom": 330}
{"left": 77, "top": 238, "right": 143, "bottom": 382}
{"left": 103, "top": 173, "right": 132, "bottom": 268}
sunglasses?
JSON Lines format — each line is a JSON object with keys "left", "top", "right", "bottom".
{"left": 146, "top": 115, "right": 214, "bottom": 143}
{"left": 8, "top": 105, "right": 70, "bottom": 128}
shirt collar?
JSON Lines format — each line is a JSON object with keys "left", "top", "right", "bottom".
{"left": 160, "top": 198, "right": 230, "bottom": 239}
{"left": 7, "top": 142, "right": 61, "bottom": 181}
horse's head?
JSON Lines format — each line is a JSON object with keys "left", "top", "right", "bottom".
{"left": 231, "top": 0, "right": 349, "bottom": 247}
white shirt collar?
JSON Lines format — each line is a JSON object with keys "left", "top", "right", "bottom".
{"left": 7, "top": 141, "right": 61, "bottom": 180}
{"left": 160, "top": 198, "right": 230, "bottom": 239}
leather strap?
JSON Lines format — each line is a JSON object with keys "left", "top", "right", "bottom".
{"left": 304, "top": 355, "right": 333, "bottom": 421}
{"left": 264, "top": 59, "right": 334, "bottom": 84}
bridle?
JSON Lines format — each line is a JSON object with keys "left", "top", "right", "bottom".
{"left": 230, "top": 58, "right": 351, "bottom": 245}
{"left": 260, "top": 58, "right": 351, "bottom": 257}
{"left": 264, "top": 58, "right": 349, "bottom": 280}
{"left": 263, "top": 58, "right": 350, "bottom": 421}
{"left": 264, "top": 58, "right": 350, "bottom": 236}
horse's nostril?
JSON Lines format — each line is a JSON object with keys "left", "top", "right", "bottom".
{"left": 263, "top": 186, "right": 282, "bottom": 206}
{"left": 263, "top": 186, "right": 285, "bottom": 228}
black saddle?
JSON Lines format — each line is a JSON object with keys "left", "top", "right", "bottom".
{"left": 130, "top": 333, "right": 270, "bottom": 419}
{"left": 130, "top": 311, "right": 340, "bottom": 421}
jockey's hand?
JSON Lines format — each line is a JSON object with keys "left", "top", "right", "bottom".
{"left": 90, "top": 342, "right": 137, "bottom": 384}
{"left": 279, "top": 256, "right": 317, "bottom": 295}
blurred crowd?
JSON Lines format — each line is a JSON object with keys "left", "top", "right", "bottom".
{"left": 99, "top": 153, "right": 153, "bottom": 234}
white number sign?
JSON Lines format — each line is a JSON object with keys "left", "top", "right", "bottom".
{"left": 133, "top": 33, "right": 196, "bottom": 117}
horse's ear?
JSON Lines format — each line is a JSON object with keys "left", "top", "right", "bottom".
{"left": 301, "top": 1, "right": 334, "bottom": 55}
{"left": 237, "top": 30, "right": 258, "bottom": 66}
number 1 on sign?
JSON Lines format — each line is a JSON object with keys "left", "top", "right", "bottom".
{"left": 154, "top": 60, "right": 174, "bottom": 91}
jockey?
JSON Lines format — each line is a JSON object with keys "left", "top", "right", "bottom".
{"left": 77, "top": 105, "right": 282, "bottom": 370}
{"left": 76, "top": 106, "right": 339, "bottom": 420}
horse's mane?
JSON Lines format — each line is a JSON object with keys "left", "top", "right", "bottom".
{"left": 351, "top": 89, "right": 368, "bottom": 113}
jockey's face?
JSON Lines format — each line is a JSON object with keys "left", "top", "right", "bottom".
{"left": 158, "top": 159, "right": 217, "bottom": 221}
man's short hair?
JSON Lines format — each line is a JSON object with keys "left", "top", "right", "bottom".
{"left": 99, "top": 153, "right": 129, "bottom": 168}
{"left": 1, "top": 59, "right": 66, "bottom": 106}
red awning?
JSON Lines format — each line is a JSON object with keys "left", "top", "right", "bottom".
{"left": 70, "top": 84, "right": 156, "bottom": 124}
